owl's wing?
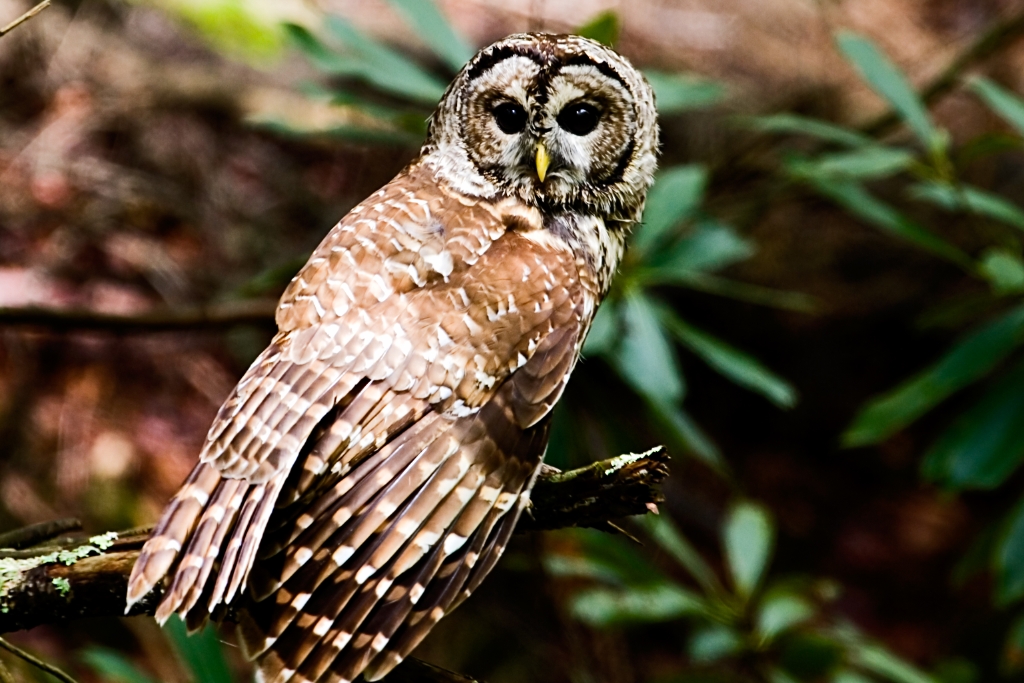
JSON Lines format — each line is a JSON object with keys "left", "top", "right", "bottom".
{"left": 126, "top": 166, "right": 590, "bottom": 682}
{"left": 241, "top": 303, "right": 579, "bottom": 683}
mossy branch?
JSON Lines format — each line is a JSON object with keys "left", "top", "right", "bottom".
{"left": 0, "top": 449, "right": 669, "bottom": 681}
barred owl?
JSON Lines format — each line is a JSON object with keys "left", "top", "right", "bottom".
{"left": 127, "top": 33, "right": 659, "bottom": 683}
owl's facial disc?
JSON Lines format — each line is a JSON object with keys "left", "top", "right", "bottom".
{"left": 536, "top": 65, "right": 636, "bottom": 193}
{"left": 461, "top": 54, "right": 637, "bottom": 205}
{"left": 424, "top": 34, "right": 659, "bottom": 222}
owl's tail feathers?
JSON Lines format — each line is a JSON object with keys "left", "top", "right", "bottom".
{"left": 360, "top": 484, "right": 527, "bottom": 682}
{"left": 124, "top": 461, "right": 287, "bottom": 628}
{"left": 237, "top": 390, "right": 547, "bottom": 683}
{"left": 125, "top": 462, "right": 221, "bottom": 612}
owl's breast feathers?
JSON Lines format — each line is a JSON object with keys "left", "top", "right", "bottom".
{"left": 126, "top": 162, "right": 610, "bottom": 683}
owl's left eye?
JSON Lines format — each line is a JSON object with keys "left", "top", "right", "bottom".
{"left": 557, "top": 102, "right": 601, "bottom": 136}
{"left": 493, "top": 102, "right": 528, "bottom": 134}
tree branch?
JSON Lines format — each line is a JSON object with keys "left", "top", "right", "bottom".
{"left": 0, "top": 0, "right": 50, "bottom": 39}
{"left": 0, "top": 301, "right": 277, "bottom": 333}
{"left": 862, "top": 10, "right": 1024, "bottom": 136}
{"left": 522, "top": 446, "right": 669, "bottom": 532}
{"left": 0, "top": 448, "right": 669, "bottom": 681}
{"left": 0, "top": 519, "right": 83, "bottom": 550}
{"left": 0, "top": 637, "right": 77, "bottom": 683}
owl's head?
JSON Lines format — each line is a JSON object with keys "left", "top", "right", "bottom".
{"left": 422, "top": 33, "right": 659, "bottom": 224}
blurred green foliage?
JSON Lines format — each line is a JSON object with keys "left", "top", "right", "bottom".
{"left": 748, "top": 29, "right": 1024, "bottom": 671}
{"left": 546, "top": 502, "right": 937, "bottom": 683}
{"left": 82, "top": 617, "right": 235, "bottom": 683}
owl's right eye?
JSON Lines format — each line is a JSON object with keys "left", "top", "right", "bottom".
{"left": 493, "top": 102, "right": 527, "bottom": 134}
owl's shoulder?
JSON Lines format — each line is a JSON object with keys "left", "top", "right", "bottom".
{"left": 275, "top": 164, "right": 580, "bottom": 334}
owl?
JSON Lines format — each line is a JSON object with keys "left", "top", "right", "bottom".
{"left": 126, "top": 32, "right": 659, "bottom": 683}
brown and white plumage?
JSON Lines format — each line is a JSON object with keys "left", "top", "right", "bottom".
{"left": 126, "top": 33, "right": 659, "bottom": 683}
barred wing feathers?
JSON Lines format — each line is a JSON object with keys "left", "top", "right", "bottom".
{"left": 126, "top": 163, "right": 592, "bottom": 683}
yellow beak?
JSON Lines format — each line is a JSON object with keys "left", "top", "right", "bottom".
{"left": 535, "top": 142, "right": 551, "bottom": 182}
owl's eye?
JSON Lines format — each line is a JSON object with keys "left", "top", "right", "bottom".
{"left": 493, "top": 102, "right": 528, "bottom": 134}
{"left": 557, "top": 103, "right": 601, "bottom": 136}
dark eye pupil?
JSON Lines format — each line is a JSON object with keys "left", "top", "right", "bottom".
{"left": 493, "top": 102, "right": 527, "bottom": 134}
{"left": 557, "top": 103, "right": 600, "bottom": 136}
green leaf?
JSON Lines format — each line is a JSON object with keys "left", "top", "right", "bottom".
{"left": 790, "top": 147, "right": 916, "bottom": 180}
{"left": 614, "top": 290, "right": 684, "bottom": 404}
{"left": 570, "top": 583, "right": 707, "bottom": 626}
{"left": 174, "top": 0, "right": 285, "bottom": 60}
{"left": 81, "top": 647, "right": 158, "bottom": 683}
{"left": 644, "top": 219, "right": 755, "bottom": 276}
{"left": 574, "top": 528, "right": 672, "bottom": 585}
{"left": 659, "top": 307, "right": 797, "bottom": 408}
{"left": 541, "top": 553, "right": 626, "bottom": 584}
{"left": 723, "top": 501, "right": 774, "bottom": 598}
{"left": 664, "top": 271, "right": 816, "bottom": 312}
{"left": 636, "top": 514, "right": 723, "bottom": 595}
{"left": 909, "top": 181, "right": 1024, "bottom": 232}
{"left": 582, "top": 299, "right": 618, "bottom": 356}
{"left": 922, "top": 359, "right": 1024, "bottom": 489}
{"left": 756, "top": 591, "right": 815, "bottom": 641}
{"left": 980, "top": 249, "right": 1024, "bottom": 295}
{"left": 970, "top": 76, "right": 1024, "bottom": 138}
{"left": 743, "top": 113, "right": 873, "bottom": 147}
{"left": 323, "top": 16, "right": 447, "bottom": 103}
{"left": 633, "top": 165, "right": 709, "bottom": 256}
{"left": 385, "top": 0, "right": 474, "bottom": 72}
{"left": 836, "top": 32, "right": 938, "bottom": 149}
{"left": 576, "top": 10, "right": 620, "bottom": 47}
{"left": 848, "top": 642, "right": 937, "bottom": 683}
{"left": 164, "top": 616, "right": 233, "bottom": 683}
{"left": 843, "top": 304, "right": 1024, "bottom": 446}
{"left": 285, "top": 23, "right": 363, "bottom": 74}
{"left": 644, "top": 70, "right": 725, "bottom": 114}
{"left": 646, "top": 399, "right": 724, "bottom": 469}
{"left": 689, "top": 624, "right": 744, "bottom": 664}
{"left": 808, "top": 178, "right": 974, "bottom": 270}
{"left": 996, "top": 496, "right": 1024, "bottom": 604}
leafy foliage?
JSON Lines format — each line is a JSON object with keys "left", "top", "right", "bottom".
{"left": 80, "top": 617, "right": 238, "bottom": 683}
{"left": 548, "top": 501, "right": 939, "bottom": 682}
{"left": 744, "top": 29, "right": 1024, "bottom": 665}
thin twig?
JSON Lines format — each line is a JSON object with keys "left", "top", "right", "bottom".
{"left": 714, "top": 9, "right": 1024, "bottom": 185}
{"left": 387, "top": 659, "right": 479, "bottom": 683}
{"left": 0, "top": 518, "right": 82, "bottom": 550}
{"left": 862, "top": 10, "right": 1024, "bottom": 136}
{"left": 0, "top": 300, "right": 277, "bottom": 333}
{"left": 0, "top": 637, "right": 78, "bottom": 683}
{"left": 0, "top": 0, "right": 50, "bottom": 38}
